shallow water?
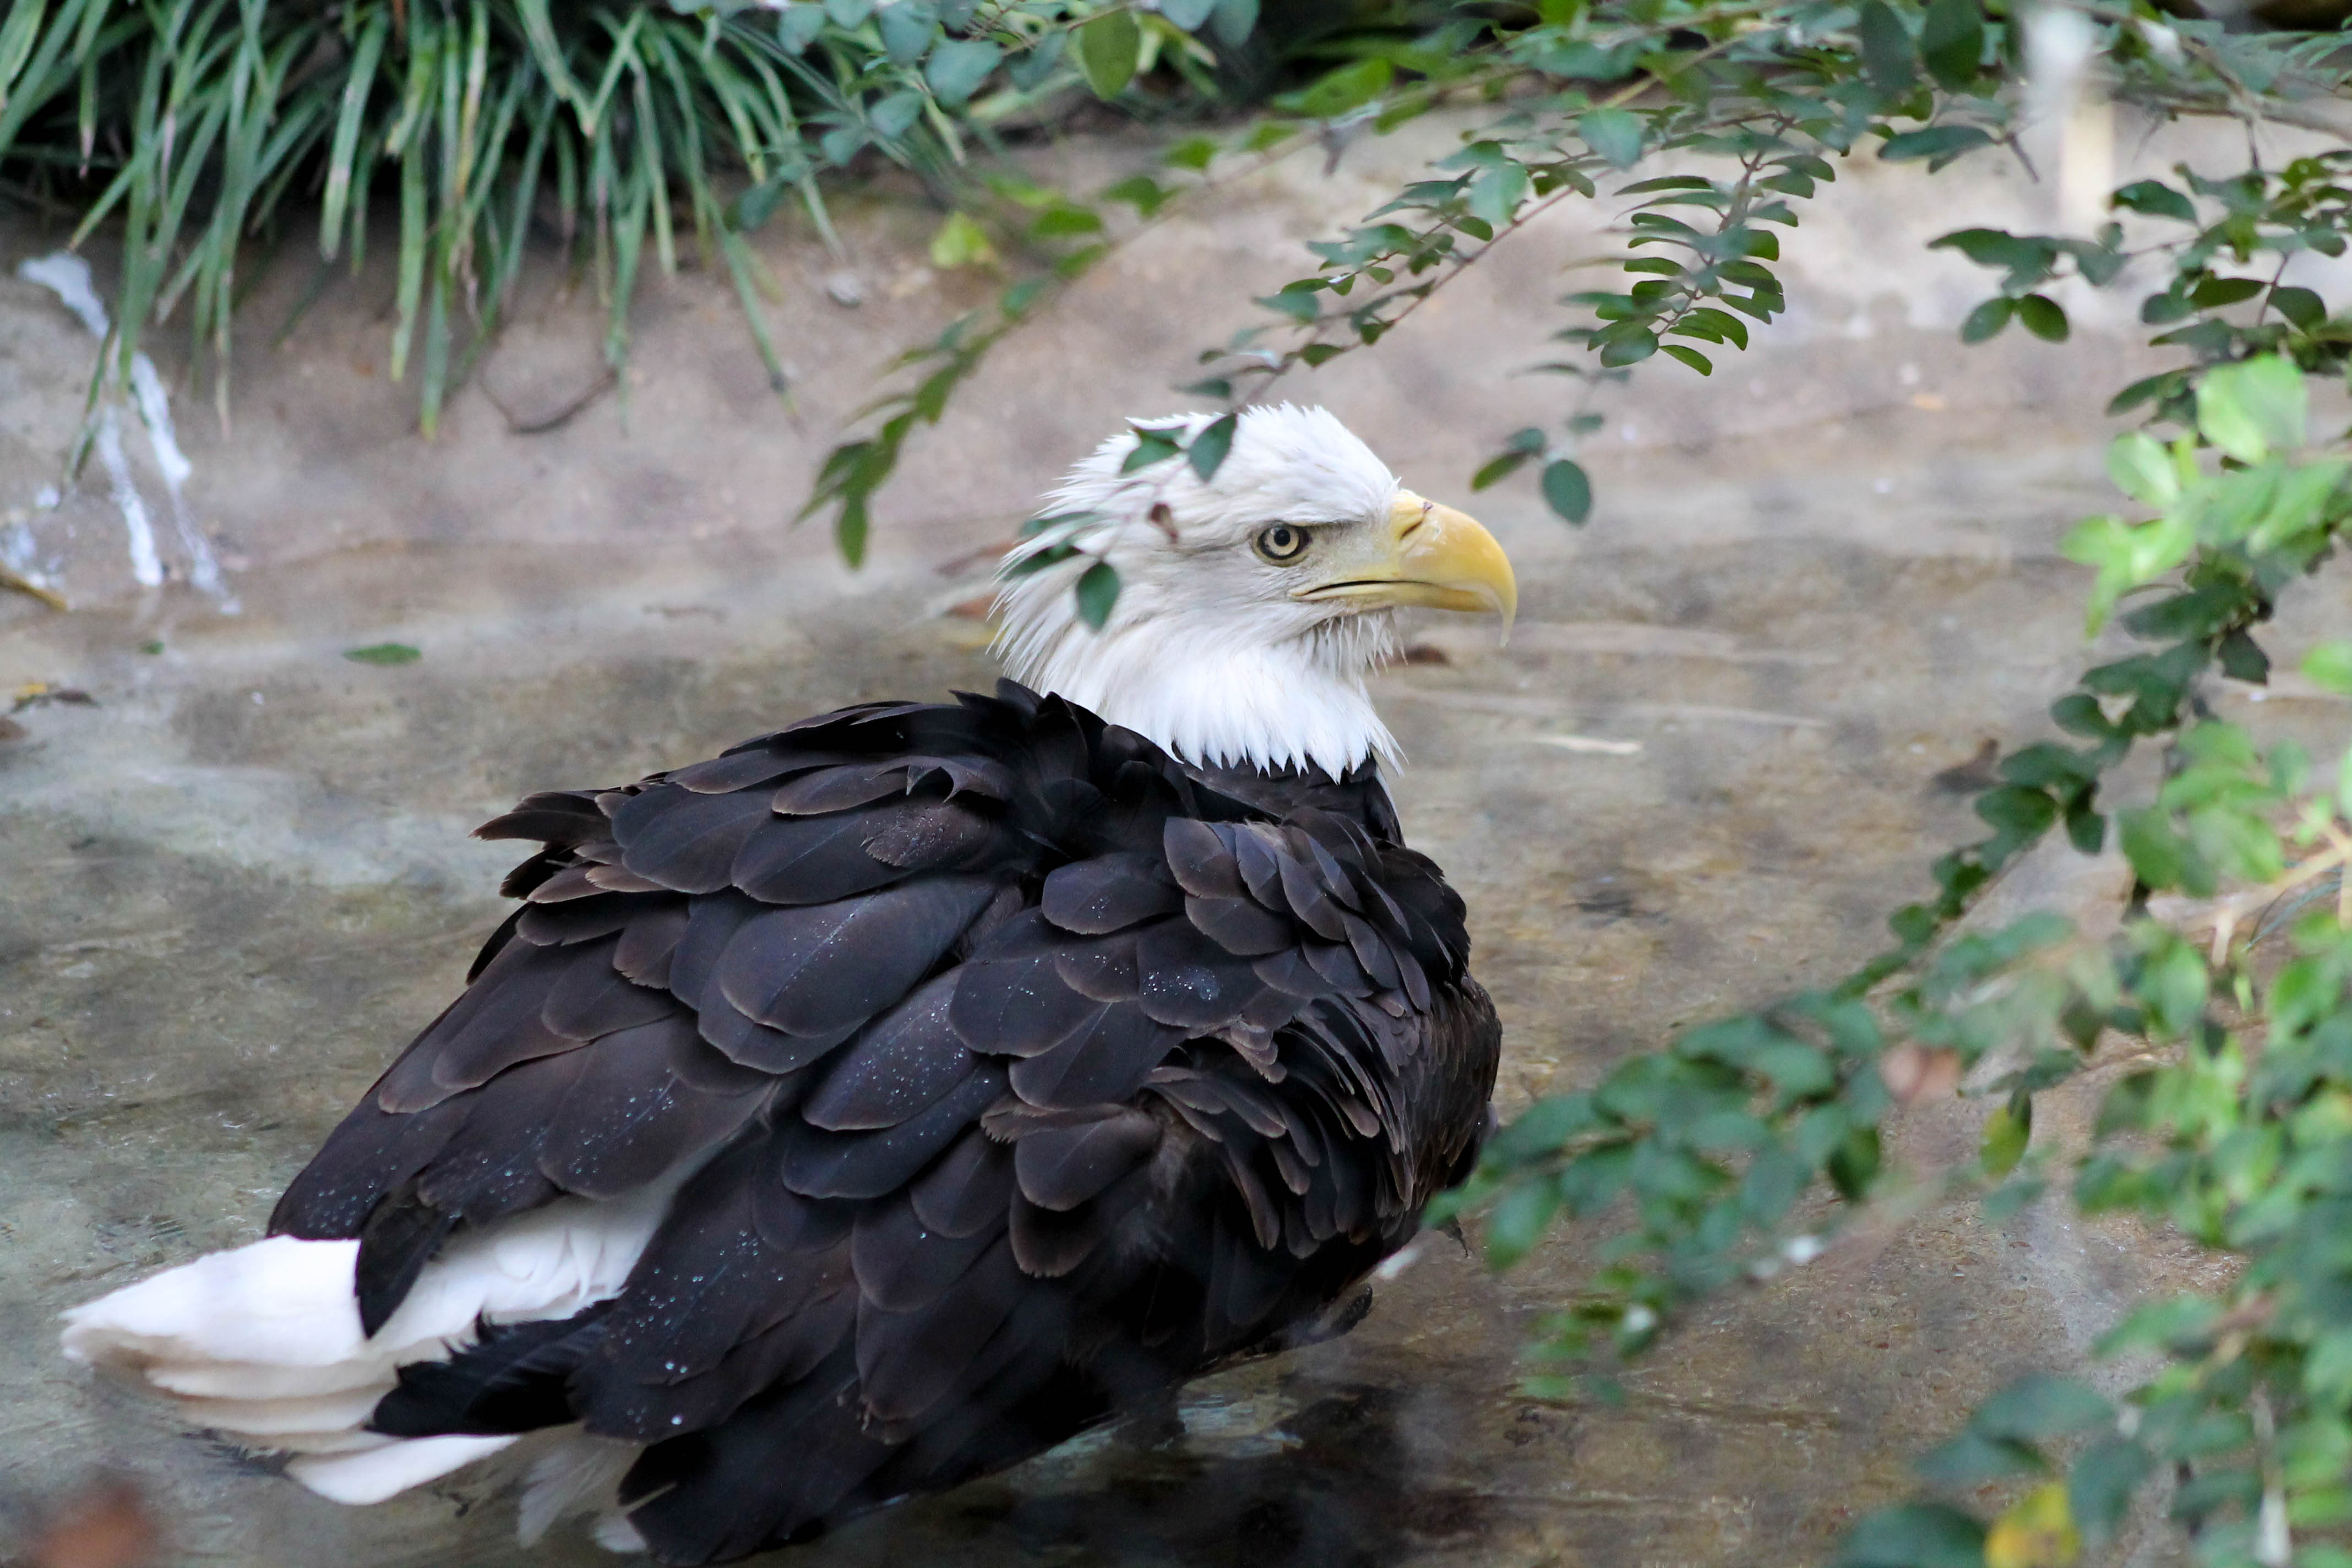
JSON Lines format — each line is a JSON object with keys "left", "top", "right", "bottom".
{"left": 4, "top": 113, "right": 2347, "bottom": 1567}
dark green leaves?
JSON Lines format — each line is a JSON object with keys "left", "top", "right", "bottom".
{"left": 1542, "top": 459, "right": 1592, "bottom": 524}
{"left": 2067, "top": 1437, "right": 2153, "bottom": 1543}
{"left": 2306, "top": 641, "right": 2352, "bottom": 695}
{"left": 1122, "top": 426, "right": 1184, "bottom": 472}
{"left": 1076, "top": 11, "right": 1141, "bottom": 100}
{"left": 1959, "top": 296, "right": 2011, "bottom": 343}
{"left": 2112, "top": 179, "right": 2196, "bottom": 223}
{"left": 1473, "top": 428, "right": 1547, "bottom": 489}
{"left": 1210, "top": 0, "right": 1259, "bottom": 47}
{"left": 1856, "top": 1, "right": 1917, "bottom": 92}
{"left": 1975, "top": 1376, "right": 2113, "bottom": 1442}
{"left": 1835, "top": 1504, "right": 1986, "bottom": 1567}
{"left": 2197, "top": 354, "right": 2305, "bottom": 464}
{"left": 344, "top": 643, "right": 421, "bottom": 666}
{"left": 1918, "top": 0, "right": 1984, "bottom": 90}
{"left": 1281, "top": 59, "right": 1392, "bottom": 119}
{"left": 1577, "top": 107, "right": 1644, "bottom": 169}
{"left": 1075, "top": 559, "right": 1120, "bottom": 629}
{"left": 1880, "top": 125, "right": 1992, "bottom": 166}
{"left": 1484, "top": 1177, "right": 1562, "bottom": 1268}
{"left": 2015, "top": 294, "right": 2067, "bottom": 342}
{"left": 925, "top": 39, "right": 1002, "bottom": 106}
{"left": 1979, "top": 1092, "right": 2030, "bottom": 1178}
{"left": 1188, "top": 412, "right": 1238, "bottom": 480}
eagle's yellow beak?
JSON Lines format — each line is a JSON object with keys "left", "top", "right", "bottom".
{"left": 1294, "top": 492, "right": 1517, "bottom": 637}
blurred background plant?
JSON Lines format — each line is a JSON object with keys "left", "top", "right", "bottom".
{"left": 10, "top": 0, "right": 2352, "bottom": 1563}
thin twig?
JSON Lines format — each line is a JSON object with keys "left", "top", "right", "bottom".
{"left": 0, "top": 564, "right": 67, "bottom": 612}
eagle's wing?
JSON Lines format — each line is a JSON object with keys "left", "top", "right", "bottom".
{"left": 270, "top": 683, "right": 1494, "bottom": 1564}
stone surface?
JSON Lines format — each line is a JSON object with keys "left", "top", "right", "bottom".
{"left": 2, "top": 108, "right": 2348, "bottom": 1567}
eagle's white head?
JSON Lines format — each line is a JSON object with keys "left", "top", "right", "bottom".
{"left": 993, "top": 405, "right": 1516, "bottom": 778}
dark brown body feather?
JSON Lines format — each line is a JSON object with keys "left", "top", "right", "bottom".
{"left": 269, "top": 680, "right": 1500, "bottom": 1564}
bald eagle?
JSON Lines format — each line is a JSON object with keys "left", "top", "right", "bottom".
{"left": 61, "top": 406, "right": 1513, "bottom": 1564}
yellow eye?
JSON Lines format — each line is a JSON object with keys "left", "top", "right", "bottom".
{"left": 1253, "top": 524, "right": 1309, "bottom": 564}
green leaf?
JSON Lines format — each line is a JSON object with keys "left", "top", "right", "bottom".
{"left": 2273, "top": 285, "right": 2327, "bottom": 331}
{"left": 1485, "top": 1177, "right": 1562, "bottom": 1267}
{"left": 1659, "top": 343, "right": 1712, "bottom": 375}
{"left": 1284, "top": 58, "right": 1392, "bottom": 119}
{"left": 2015, "top": 294, "right": 2068, "bottom": 342}
{"left": 1959, "top": 296, "right": 2012, "bottom": 344}
{"left": 1918, "top": 1431, "right": 2046, "bottom": 1489}
{"left": 1473, "top": 450, "right": 1534, "bottom": 489}
{"left": 2112, "top": 180, "right": 2195, "bottom": 222}
{"left": 1189, "top": 412, "right": 1238, "bottom": 481}
{"left": 1030, "top": 204, "right": 1105, "bottom": 239}
{"left": 1980, "top": 1097, "right": 2029, "bottom": 1178}
{"left": 1597, "top": 328, "right": 1657, "bottom": 367}
{"left": 1542, "top": 459, "right": 1592, "bottom": 524}
{"left": 779, "top": 2, "right": 830, "bottom": 50}
{"left": 2215, "top": 629, "right": 2269, "bottom": 684}
{"left": 2197, "top": 355, "right": 2305, "bottom": 462}
{"left": 2070, "top": 1438, "right": 2154, "bottom": 1543}
{"left": 1076, "top": 10, "right": 1142, "bottom": 100}
{"left": 1856, "top": 1, "right": 1917, "bottom": 91}
{"left": 1836, "top": 1502, "right": 1986, "bottom": 1567}
{"left": 1102, "top": 174, "right": 1169, "bottom": 218}
{"left": 1209, "top": 0, "right": 1259, "bottom": 47}
{"left": 2191, "top": 275, "right": 2263, "bottom": 308}
{"left": 1827, "top": 1125, "right": 1881, "bottom": 1200}
{"left": 344, "top": 643, "right": 422, "bottom": 666}
{"left": 930, "top": 211, "right": 996, "bottom": 270}
{"left": 0, "top": 0, "right": 45, "bottom": 105}
{"left": 1123, "top": 428, "right": 1183, "bottom": 472}
{"left": 925, "top": 39, "right": 1003, "bottom": 105}
{"left": 1576, "top": 107, "right": 1644, "bottom": 169}
{"left": 1075, "top": 559, "right": 1121, "bottom": 629}
{"left": 2117, "top": 807, "right": 2193, "bottom": 892}
{"left": 1919, "top": 0, "right": 1984, "bottom": 89}
{"left": 1160, "top": 0, "right": 1217, "bottom": 28}
{"left": 1881, "top": 124, "right": 1992, "bottom": 164}
{"left": 1975, "top": 785, "right": 2059, "bottom": 840}
{"left": 878, "top": 2, "right": 937, "bottom": 65}
{"left": 1256, "top": 287, "right": 1321, "bottom": 325}
{"left": 1975, "top": 1375, "right": 2111, "bottom": 1441}
{"left": 1165, "top": 137, "right": 1218, "bottom": 172}
{"left": 2105, "top": 432, "right": 2178, "bottom": 508}
{"left": 2304, "top": 641, "right": 2352, "bottom": 695}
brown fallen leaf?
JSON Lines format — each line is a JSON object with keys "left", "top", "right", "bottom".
{"left": 21, "top": 1477, "right": 157, "bottom": 1568}
{"left": 0, "top": 716, "right": 25, "bottom": 742}
{"left": 10, "top": 683, "right": 97, "bottom": 714}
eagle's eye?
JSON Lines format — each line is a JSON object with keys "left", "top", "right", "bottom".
{"left": 1253, "top": 524, "right": 1310, "bottom": 564}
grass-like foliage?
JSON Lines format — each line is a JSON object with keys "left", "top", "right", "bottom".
{"left": 0, "top": 0, "right": 1163, "bottom": 435}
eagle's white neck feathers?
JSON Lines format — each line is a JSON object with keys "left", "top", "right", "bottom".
{"left": 993, "top": 406, "right": 1403, "bottom": 778}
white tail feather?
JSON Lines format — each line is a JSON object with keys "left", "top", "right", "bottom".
{"left": 60, "top": 1183, "right": 677, "bottom": 1512}
{"left": 287, "top": 1434, "right": 522, "bottom": 1504}
{"left": 518, "top": 1431, "right": 645, "bottom": 1548}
